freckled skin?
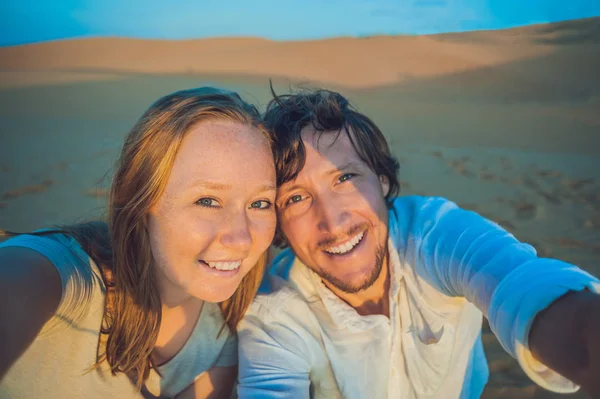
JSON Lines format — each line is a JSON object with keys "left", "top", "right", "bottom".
{"left": 277, "top": 126, "right": 390, "bottom": 294}
{"left": 147, "top": 120, "right": 276, "bottom": 305}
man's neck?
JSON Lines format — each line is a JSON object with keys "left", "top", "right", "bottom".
{"left": 323, "top": 258, "right": 391, "bottom": 317}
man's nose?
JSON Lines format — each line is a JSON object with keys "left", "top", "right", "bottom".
{"left": 314, "top": 193, "right": 350, "bottom": 234}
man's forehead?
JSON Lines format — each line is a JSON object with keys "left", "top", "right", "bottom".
{"left": 300, "top": 125, "right": 357, "bottom": 155}
{"left": 281, "top": 125, "right": 368, "bottom": 186}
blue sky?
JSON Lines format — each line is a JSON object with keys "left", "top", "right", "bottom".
{"left": 1, "top": 0, "right": 599, "bottom": 47}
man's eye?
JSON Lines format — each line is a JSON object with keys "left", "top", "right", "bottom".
{"left": 250, "top": 200, "right": 272, "bottom": 210}
{"left": 339, "top": 173, "right": 355, "bottom": 183}
{"left": 196, "top": 198, "right": 219, "bottom": 208}
{"left": 287, "top": 195, "right": 304, "bottom": 205}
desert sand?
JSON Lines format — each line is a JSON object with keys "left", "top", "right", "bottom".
{"left": 0, "top": 17, "right": 599, "bottom": 398}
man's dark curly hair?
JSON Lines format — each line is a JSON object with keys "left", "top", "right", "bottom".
{"left": 263, "top": 84, "right": 400, "bottom": 204}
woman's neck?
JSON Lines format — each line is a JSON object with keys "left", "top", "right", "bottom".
{"left": 153, "top": 297, "right": 204, "bottom": 366}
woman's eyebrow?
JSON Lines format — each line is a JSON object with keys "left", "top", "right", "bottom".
{"left": 191, "top": 181, "right": 232, "bottom": 190}
{"left": 256, "top": 184, "right": 277, "bottom": 193}
{"left": 192, "top": 181, "right": 276, "bottom": 193}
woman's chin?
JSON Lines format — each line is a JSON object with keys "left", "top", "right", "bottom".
{"left": 190, "top": 286, "right": 237, "bottom": 304}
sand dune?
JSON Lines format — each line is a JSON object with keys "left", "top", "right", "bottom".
{"left": 1, "top": 17, "right": 599, "bottom": 399}
{"left": 0, "top": 17, "right": 598, "bottom": 89}
{"left": 433, "top": 16, "right": 600, "bottom": 45}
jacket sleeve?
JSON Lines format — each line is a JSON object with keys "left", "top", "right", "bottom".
{"left": 237, "top": 294, "right": 313, "bottom": 398}
{"left": 390, "top": 196, "right": 600, "bottom": 393}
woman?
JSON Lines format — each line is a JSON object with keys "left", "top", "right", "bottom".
{"left": 0, "top": 87, "right": 277, "bottom": 398}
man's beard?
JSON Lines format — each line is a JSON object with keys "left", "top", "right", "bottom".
{"left": 315, "top": 241, "right": 388, "bottom": 294}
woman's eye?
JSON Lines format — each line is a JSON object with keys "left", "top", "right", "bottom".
{"left": 196, "top": 198, "right": 219, "bottom": 208}
{"left": 250, "top": 200, "right": 272, "bottom": 210}
{"left": 339, "top": 173, "right": 355, "bottom": 183}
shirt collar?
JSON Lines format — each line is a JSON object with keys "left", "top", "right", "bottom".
{"left": 286, "top": 237, "right": 404, "bottom": 332}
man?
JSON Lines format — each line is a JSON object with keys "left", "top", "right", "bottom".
{"left": 237, "top": 88, "right": 600, "bottom": 398}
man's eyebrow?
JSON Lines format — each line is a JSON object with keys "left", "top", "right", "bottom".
{"left": 326, "top": 162, "right": 363, "bottom": 176}
{"left": 278, "top": 183, "right": 301, "bottom": 195}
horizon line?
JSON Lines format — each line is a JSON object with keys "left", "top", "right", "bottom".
{"left": 3, "top": 15, "right": 598, "bottom": 49}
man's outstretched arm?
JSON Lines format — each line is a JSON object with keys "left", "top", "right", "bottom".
{"left": 393, "top": 196, "right": 600, "bottom": 394}
{"left": 529, "top": 289, "right": 600, "bottom": 398}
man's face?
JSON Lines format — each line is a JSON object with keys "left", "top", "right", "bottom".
{"left": 276, "top": 126, "right": 390, "bottom": 293}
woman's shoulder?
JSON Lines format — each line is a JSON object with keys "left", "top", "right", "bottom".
{"left": 1, "top": 232, "right": 103, "bottom": 287}
{"left": 1, "top": 232, "right": 107, "bottom": 333}
{"left": 1, "top": 231, "right": 93, "bottom": 268}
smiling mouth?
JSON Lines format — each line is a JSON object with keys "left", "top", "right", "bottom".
{"left": 199, "top": 260, "right": 242, "bottom": 271}
{"left": 323, "top": 231, "right": 365, "bottom": 255}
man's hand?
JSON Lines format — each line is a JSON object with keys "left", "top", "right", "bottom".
{"left": 529, "top": 290, "right": 600, "bottom": 397}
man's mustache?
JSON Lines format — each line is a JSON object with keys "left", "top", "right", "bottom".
{"left": 316, "top": 223, "right": 368, "bottom": 249}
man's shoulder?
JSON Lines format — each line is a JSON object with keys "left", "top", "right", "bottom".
{"left": 246, "top": 273, "right": 315, "bottom": 324}
{"left": 387, "top": 195, "right": 459, "bottom": 239}
{"left": 389, "top": 195, "right": 458, "bottom": 213}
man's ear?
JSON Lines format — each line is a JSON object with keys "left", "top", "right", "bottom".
{"left": 379, "top": 175, "right": 390, "bottom": 197}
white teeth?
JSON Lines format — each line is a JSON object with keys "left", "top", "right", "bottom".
{"left": 204, "top": 261, "right": 241, "bottom": 271}
{"left": 324, "top": 231, "right": 364, "bottom": 255}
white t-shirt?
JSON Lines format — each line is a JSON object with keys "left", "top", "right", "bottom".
{"left": 0, "top": 233, "right": 237, "bottom": 398}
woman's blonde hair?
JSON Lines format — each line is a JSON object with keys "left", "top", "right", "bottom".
{"left": 2, "top": 87, "right": 271, "bottom": 388}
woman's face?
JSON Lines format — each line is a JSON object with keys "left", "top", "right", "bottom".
{"left": 147, "top": 120, "right": 276, "bottom": 304}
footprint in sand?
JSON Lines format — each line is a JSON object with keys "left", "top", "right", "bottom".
{"left": 583, "top": 217, "right": 600, "bottom": 229}
{"left": 510, "top": 177, "right": 524, "bottom": 186}
{"left": 535, "top": 188, "right": 561, "bottom": 205}
{"left": 499, "top": 157, "right": 514, "bottom": 170}
{"left": 573, "top": 191, "right": 600, "bottom": 208}
{"left": 0, "top": 202, "right": 7, "bottom": 209}
{"left": 536, "top": 169, "right": 563, "bottom": 179}
{"left": 512, "top": 201, "right": 537, "bottom": 221}
{"left": 494, "top": 196, "right": 509, "bottom": 204}
{"left": 563, "top": 177, "right": 595, "bottom": 190}
{"left": 2, "top": 179, "right": 54, "bottom": 200}
{"left": 522, "top": 175, "right": 543, "bottom": 191}
{"left": 84, "top": 188, "right": 110, "bottom": 198}
{"left": 479, "top": 172, "right": 496, "bottom": 181}
{"left": 555, "top": 238, "right": 600, "bottom": 254}
{"left": 448, "top": 159, "right": 474, "bottom": 177}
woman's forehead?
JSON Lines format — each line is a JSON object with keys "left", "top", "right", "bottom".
{"left": 167, "top": 121, "right": 274, "bottom": 189}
